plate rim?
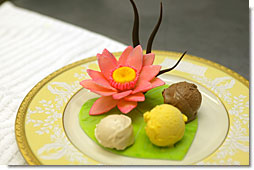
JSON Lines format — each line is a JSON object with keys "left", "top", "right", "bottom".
{"left": 15, "top": 50, "right": 249, "bottom": 165}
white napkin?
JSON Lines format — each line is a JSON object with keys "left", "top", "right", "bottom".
{"left": 0, "top": 2, "right": 126, "bottom": 165}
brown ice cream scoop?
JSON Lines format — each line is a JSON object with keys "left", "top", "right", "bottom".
{"left": 162, "top": 81, "right": 202, "bottom": 123}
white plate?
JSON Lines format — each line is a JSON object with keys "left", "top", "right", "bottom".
{"left": 15, "top": 51, "right": 249, "bottom": 165}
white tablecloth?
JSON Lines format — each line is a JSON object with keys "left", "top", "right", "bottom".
{"left": 0, "top": 2, "right": 126, "bottom": 165}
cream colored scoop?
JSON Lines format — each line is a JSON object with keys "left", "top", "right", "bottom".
{"left": 95, "top": 114, "right": 134, "bottom": 150}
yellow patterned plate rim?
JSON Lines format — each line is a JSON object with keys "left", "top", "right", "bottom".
{"left": 15, "top": 50, "right": 249, "bottom": 165}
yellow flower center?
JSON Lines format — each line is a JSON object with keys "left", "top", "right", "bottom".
{"left": 112, "top": 67, "right": 136, "bottom": 83}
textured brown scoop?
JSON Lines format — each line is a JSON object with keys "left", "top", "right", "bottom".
{"left": 162, "top": 81, "right": 202, "bottom": 123}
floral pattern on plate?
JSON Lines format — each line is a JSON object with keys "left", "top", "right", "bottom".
{"left": 16, "top": 51, "right": 249, "bottom": 165}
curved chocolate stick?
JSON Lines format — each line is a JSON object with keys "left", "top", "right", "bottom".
{"left": 157, "top": 51, "right": 187, "bottom": 76}
{"left": 130, "top": 0, "right": 140, "bottom": 47}
{"left": 146, "top": 2, "right": 163, "bottom": 54}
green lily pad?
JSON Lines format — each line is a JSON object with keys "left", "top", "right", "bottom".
{"left": 79, "top": 85, "right": 198, "bottom": 160}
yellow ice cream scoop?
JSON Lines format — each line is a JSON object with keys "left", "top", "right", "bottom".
{"left": 144, "top": 104, "right": 187, "bottom": 147}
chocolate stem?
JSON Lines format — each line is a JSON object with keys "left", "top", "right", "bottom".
{"left": 157, "top": 51, "right": 187, "bottom": 76}
{"left": 130, "top": 0, "right": 140, "bottom": 47}
{"left": 146, "top": 2, "right": 163, "bottom": 54}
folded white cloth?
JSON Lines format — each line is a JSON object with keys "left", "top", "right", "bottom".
{"left": 0, "top": 2, "right": 126, "bottom": 165}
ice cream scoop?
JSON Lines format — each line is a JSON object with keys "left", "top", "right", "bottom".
{"left": 144, "top": 104, "right": 187, "bottom": 147}
{"left": 162, "top": 81, "right": 202, "bottom": 123}
{"left": 95, "top": 114, "right": 134, "bottom": 150}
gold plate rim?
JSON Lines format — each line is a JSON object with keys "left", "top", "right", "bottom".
{"left": 15, "top": 50, "right": 249, "bottom": 165}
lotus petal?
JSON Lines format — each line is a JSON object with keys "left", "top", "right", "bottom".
{"left": 150, "top": 77, "right": 165, "bottom": 88}
{"left": 117, "top": 99, "right": 137, "bottom": 114}
{"left": 80, "top": 80, "right": 117, "bottom": 96}
{"left": 118, "top": 46, "right": 133, "bottom": 65}
{"left": 124, "top": 92, "right": 145, "bottom": 102}
{"left": 139, "top": 65, "right": 161, "bottom": 82}
{"left": 87, "top": 69, "right": 115, "bottom": 90}
{"left": 132, "top": 80, "right": 152, "bottom": 94}
{"left": 143, "top": 53, "right": 155, "bottom": 66}
{"left": 112, "top": 90, "right": 132, "bottom": 100}
{"left": 89, "top": 96, "right": 118, "bottom": 115}
{"left": 97, "top": 49, "right": 118, "bottom": 79}
{"left": 126, "top": 45, "right": 143, "bottom": 73}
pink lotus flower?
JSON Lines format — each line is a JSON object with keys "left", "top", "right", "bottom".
{"left": 80, "top": 45, "right": 165, "bottom": 115}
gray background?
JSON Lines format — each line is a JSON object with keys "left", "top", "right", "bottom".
{"left": 8, "top": 0, "right": 249, "bottom": 79}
